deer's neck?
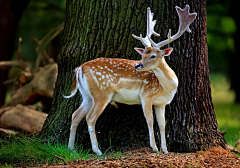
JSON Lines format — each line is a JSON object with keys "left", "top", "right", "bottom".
{"left": 153, "top": 58, "right": 178, "bottom": 92}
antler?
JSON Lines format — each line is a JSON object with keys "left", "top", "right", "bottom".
{"left": 132, "top": 7, "right": 160, "bottom": 48}
{"left": 148, "top": 5, "right": 197, "bottom": 49}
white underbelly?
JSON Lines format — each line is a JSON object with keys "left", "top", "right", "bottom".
{"left": 112, "top": 89, "right": 141, "bottom": 105}
{"left": 153, "top": 90, "right": 176, "bottom": 105}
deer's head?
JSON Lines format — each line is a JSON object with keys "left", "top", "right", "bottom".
{"left": 134, "top": 47, "right": 173, "bottom": 71}
{"left": 133, "top": 5, "right": 197, "bottom": 71}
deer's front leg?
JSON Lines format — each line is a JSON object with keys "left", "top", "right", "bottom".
{"left": 154, "top": 105, "right": 168, "bottom": 154}
{"left": 141, "top": 98, "right": 158, "bottom": 152}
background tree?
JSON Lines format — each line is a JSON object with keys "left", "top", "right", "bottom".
{"left": 40, "top": 0, "right": 225, "bottom": 152}
{"left": 0, "top": 0, "right": 30, "bottom": 107}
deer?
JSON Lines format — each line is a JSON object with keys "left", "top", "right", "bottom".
{"left": 64, "top": 5, "right": 197, "bottom": 156}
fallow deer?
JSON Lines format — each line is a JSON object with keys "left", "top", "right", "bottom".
{"left": 64, "top": 5, "right": 197, "bottom": 156}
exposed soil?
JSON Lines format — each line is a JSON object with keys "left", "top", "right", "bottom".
{"left": 40, "top": 147, "right": 240, "bottom": 168}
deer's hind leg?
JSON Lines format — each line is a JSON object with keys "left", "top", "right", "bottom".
{"left": 85, "top": 95, "right": 113, "bottom": 156}
{"left": 68, "top": 97, "right": 93, "bottom": 150}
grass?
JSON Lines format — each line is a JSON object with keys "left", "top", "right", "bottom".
{"left": 211, "top": 73, "right": 240, "bottom": 146}
{"left": 0, "top": 135, "right": 122, "bottom": 167}
{"left": 0, "top": 135, "right": 90, "bottom": 167}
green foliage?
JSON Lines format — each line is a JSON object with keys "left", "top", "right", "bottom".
{"left": 215, "top": 103, "right": 240, "bottom": 146}
{"left": 0, "top": 135, "right": 89, "bottom": 166}
{"left": 211, "top": 73, "right": 240, "bottom": 147}
{"left": 207, "top": 0, "right": 236, "bottom": 73}
{"left": 207, "top": 1, "right": 236, "bottom": 73}
{"left": 15, "top": 0, "right": 65, "bottom": 62}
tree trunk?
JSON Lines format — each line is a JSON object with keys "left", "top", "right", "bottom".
{"left": 0, "top": 0, "right": 30, "bottom": 107}
{"left": 40, "top": 0, "right": 225, "bottom": 153}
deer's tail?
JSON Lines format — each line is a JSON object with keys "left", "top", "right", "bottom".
{"left": 63, "top": 67, "right": 81, "bottom": 99}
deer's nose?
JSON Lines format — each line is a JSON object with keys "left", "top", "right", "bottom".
{"left": 135, "top": 63, "right": 143, "bottom": 69}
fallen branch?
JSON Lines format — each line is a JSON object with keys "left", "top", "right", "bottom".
{"left": 2, "top": 63, "right": 57, "bottom": 108}
{"left": 0, "top": 104, "right": 47, "bottom": 133}
{"left": 35, "top": 23, "right": 64, "bottom": 68}
{"left": 49, "top": 155, "right": 67, "bottom": 165}
{"left": 226, "top": 144, "right": 240, "bottom": 154}
{"left": 0, "top": 128, "right": 19, "bottom": 137}
{"left": 221, "top": 130, "right": 240, "bottom": 154}
{"left": 0, "top": 37, "right": 28, "bottom": 70}
{"left": 0, "top": 61, "right": 23, "bottom": 69}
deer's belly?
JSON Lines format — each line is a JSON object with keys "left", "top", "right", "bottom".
{"left": 112, "top": 89, "right": 141, "bottom": 105}
{"left": 153, "top": 90, "right": 177, "bottom": 105}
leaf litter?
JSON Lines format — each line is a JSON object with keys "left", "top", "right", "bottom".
{"left": 40, "top": 147, "right": 240, "bottom": 167}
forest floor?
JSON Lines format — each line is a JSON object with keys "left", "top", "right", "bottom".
{"left": 39, "top": 147, "right": 240, "bottom": 168}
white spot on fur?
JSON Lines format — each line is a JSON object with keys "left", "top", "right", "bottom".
{"left": 88, "top": 126, "right": 93, "bottom": 132}
{"left": 143, "top": 79, "right": 149, "bottom": 84}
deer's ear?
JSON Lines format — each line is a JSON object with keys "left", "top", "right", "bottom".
{"left": 134, "top": 48, "right": 145, "bottom": 55}
{"left": 162, "top": 47, "right": 173, "bottom": 56}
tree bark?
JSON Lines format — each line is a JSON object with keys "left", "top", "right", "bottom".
{"left": 164, "top": 1, "right": 225, "bottom": 152}
{"left": 0, "top": 0, "right": 30, "bottom": 107}
{"left": 40, "top": 0, "right": 225, "bottom": 153}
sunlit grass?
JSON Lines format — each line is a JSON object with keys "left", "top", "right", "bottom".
{"left": 0, "top": 135, "right": 122, "bottom": 167}
{"left": 0, "top": 135, "right": 90, "bottom": 166}
{"left": 210, "top": 73, "right": 240, "bottom": 146}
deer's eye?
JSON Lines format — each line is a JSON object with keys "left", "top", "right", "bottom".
{"left": 150, "top": 54, "right": 156, "bottom": 59}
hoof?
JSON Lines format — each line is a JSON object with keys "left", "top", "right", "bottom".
{"left": 152, "top": 146, "right": 159, "bottom": 152}
{"left": 162, "top": 149, "right": 168, "bottom": 154}
{"left": 68, "top": 145, "right": 74, "bottom": 150}
{"left": 96, "top": 150, "right": 103, "bottom": 156}
{"left": 93, "top": 148, "right": 103, "bottom": 156}
{"left": 68, "top": 146, "right": 78, "bottom": 153}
